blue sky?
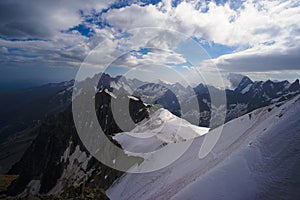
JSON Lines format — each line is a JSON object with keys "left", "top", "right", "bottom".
{"left": 0, "top": 0, "right": 299, "bottom": 89}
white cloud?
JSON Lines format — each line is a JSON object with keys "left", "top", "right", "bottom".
{"left": 144, "top": 50, "right": 186, "bottom": 64}
{"left": 104, "top": 0, "right": 300, "bottom": 47}
{"left": 112, "top": 49, "right": 187, "bottom": 68}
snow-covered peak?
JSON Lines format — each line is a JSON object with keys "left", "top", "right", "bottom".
{"left": 131, "top": 108, "right": 208, "bottom": 140}
{"left": 137, "top": 108, "right": 175, "bottom": 125}
{"left": 113, "top": 108, "right": 209, "bottom": 155}
{"left": 154, "top": 79, "right": 172, "bottom": 85}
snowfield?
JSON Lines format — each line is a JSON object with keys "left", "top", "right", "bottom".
{"left": 107, "top": 95, "right": 300, "bottom": 200}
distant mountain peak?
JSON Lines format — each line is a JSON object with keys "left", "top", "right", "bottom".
{"left": 240, "top": 76, "right": 254, "bottom": 85}
{"left": 289, "top": 79, "right": 300, "bottom": 92}
{"left": 293, "top": 79, "right": 299, "bottom": 84}
{"left": 227, "top": 73, "right": 246, "bottom": 88}
{"left": 193, "top": 83, "right": 208, "bottom": 93}
{"left": 154, "top": 79, "right": 172, "bottom": 85}
{"left": 234, "top": 76, "right": 253, "bottom": 93}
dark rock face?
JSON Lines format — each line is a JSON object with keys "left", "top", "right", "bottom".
{"left": 7, "top": 89, "right": 150, "bottom": 196}
{"left": 7, "top": 110, "right": 75, "bottom": 195}
{"left": 95, "top": 90, "right": 150, "bottom": 134}
{"left": 234, "top": 76, "right": 254, "bottom": 94}
{"left": 194, "top": 83, "right": 210, "bottom": 95}
{"left": 289, "top": 79, "right": 299, "bottom": 92}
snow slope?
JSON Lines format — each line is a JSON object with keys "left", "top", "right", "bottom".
{"left": 107, "top": 95, "right": 300, "bottom": 200}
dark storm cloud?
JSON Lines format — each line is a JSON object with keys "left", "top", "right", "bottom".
{"left": 0, "top": 1, "right": 58, "bottom": 38}
{"left": 0, "top": 0, "right": 111, "bottom": 39}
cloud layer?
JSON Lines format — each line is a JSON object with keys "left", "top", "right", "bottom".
{"left": 0, "top": 0, "right": 299, "bottom": 85}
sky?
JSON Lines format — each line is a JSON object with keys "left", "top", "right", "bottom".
{"left": 0, "top": 0, "right": 300, "bottom": 89}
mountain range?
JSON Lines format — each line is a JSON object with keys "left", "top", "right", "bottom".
{"left": 1, "top": 73, "right": 300, "bottom": 199}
